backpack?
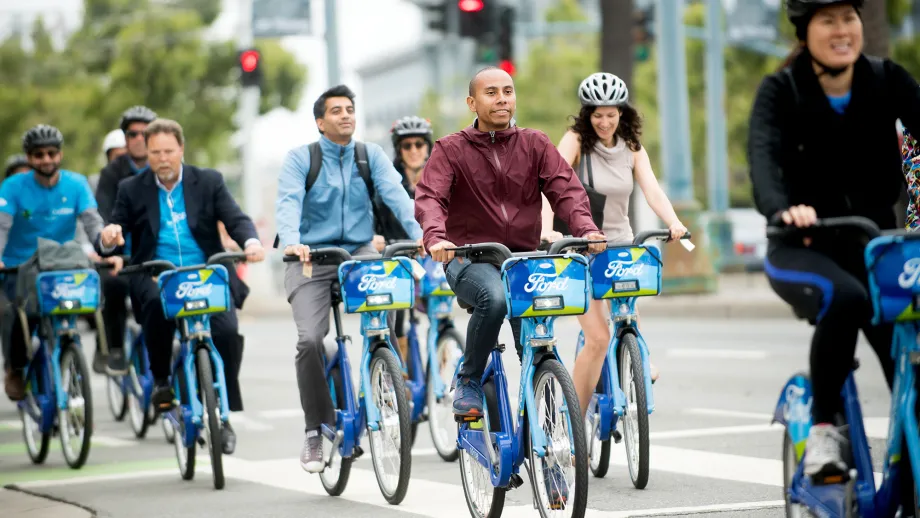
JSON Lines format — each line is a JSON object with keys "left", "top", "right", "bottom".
{"left": 272, "top": 141, "right": 380, "bottom": 249}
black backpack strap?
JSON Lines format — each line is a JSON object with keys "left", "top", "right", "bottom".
{"left": 354, "top": 141, "right": 383, "bottom": 236}
{"left": 584, "top": 152, "right": 595, "bottom": 188}
{"left": 272, "top": 142, "right": 325, "bottom": 249}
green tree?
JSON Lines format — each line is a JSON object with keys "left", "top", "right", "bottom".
{"left": 255, "top": 39, "right": 308, "bottom": 115}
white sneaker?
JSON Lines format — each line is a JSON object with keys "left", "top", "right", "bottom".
{"left": 803, "top": 423, "right": 847, "bottom": 477}
{"left": 300, "top": 429, "right": 324, "bottom": 473}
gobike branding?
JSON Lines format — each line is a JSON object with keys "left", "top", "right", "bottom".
{"left": 175, "top": 281, "right": 213, "bottom": 299}
{"left": 898, "top": 258, "right": 920, "bottom": 289}
{"left": 51, "top": 284, "right": 87, "bottom": 299}
{"left": 524, "top": 273, "right": 569, "bottom": 293}
{"left": 358, "top": 274, "right": 398, "bottom": 292}
{"left": 782, "top": 384, "right": 812, "bottom": 424}
{"left": 605, "top": 261, "right": 645, "bottom": 279}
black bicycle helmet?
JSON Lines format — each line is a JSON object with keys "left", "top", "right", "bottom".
{"left": 390, "top": 116, "right": 433, "bottom": 149}
{"left": 119, "top": 105, "right": 158, "bottom": 132}
{"left": 22, "top": 125, "right": 64, "bottom": 154}
{"left": 3, "top": 154, "right": 29, "bottom": 177}
{"left": 786, "top": 0, "right": 864, "bottom": 40}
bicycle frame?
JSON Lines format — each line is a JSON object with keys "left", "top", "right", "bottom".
{"left": 165, "top": 313, "right": 232, "bottom": 448}
{"left": 18, "top": 316, "right": 81, "bottom": 431}
{"left": 458, "top": 315, "right": 568, "bottom": 487}
{"left": 404, "top": 294, "right": 457, "bottom": 422}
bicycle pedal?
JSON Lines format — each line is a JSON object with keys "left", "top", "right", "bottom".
{"left": 508, "top": 473, "right": 524, "bottom": 489}
{"left": 197, "top": 437, "right": 206, "bottom": 446}
{"left": 611, "top": 430, "right": 622, "bottom": 444}
{"left": 353, "top": 446, "right": 364, "bottom": 459}
{"left": 810, "top": 470, "right": 850, "bottom": 486}
{"left": 454, "top": 414, "right": 482, "bottom": 424}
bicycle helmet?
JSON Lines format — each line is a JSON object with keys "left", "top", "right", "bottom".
{"left": 786, "top": 0, "right": 863, "bottom": 41}
{"left": 3, "top": 154, "right": 29, "bottom": 178}
{"left": 119, "top": 105, "right": 157, "bottom": 132}
{"left": 390, "top": 116, "right": 433, "bottom": 148}
{"left": 102, "top": 129, "right": 126, "bottom": 155}
{"left": 578, "top": 72, "right": 629, "bottom": 107}
{"left": 22, "top": 124, "right": 64, "bottom": 153}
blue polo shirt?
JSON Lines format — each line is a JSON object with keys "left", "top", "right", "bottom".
{"left": 154, "top": 168, "right": 206, "bottom": 267}
{"left": 0, "top": 170, "right": 96, "bottom": 266}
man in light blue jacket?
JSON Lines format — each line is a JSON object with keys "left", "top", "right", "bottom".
{"left": 275, "top": 84, "right": 423, "bottom": 473}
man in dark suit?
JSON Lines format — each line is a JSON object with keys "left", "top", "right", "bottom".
{"left": 98, "top": 118, "right": 265, "bottom": 454}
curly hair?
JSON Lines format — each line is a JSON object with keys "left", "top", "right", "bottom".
{"left": 568, "top": 103, "right": 643, "bottom": 157}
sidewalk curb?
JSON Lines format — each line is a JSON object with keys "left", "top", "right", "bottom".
{"left": 3, "top": 485, "right": 95, "bottom": 517}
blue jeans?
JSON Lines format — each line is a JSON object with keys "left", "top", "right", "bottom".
{"left": 445, "top": 258, "right": 521, "bottom": 382}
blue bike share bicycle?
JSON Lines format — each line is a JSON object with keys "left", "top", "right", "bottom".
{"left": 282, "top": 241, "right": 417, "bottom": 504}
{"left": 576, "top": 230, "right": 692, "bottom": 488}
{"left": 448, "top": 238, "right": 593, "bottom": 518}
{"left": 771, "top": 216, "right": 920, "bottom": 517}
{"left": 119, "top": 251, "right": 249, "bottom": 490}
{"left": 104, "top": 310, "right": 160, "bottom": 439}
{"left": 0, "top": 259, "right": 109, "bottom": 469}
{"left": 403, "top": 254, "right": 465, "bottom": 461}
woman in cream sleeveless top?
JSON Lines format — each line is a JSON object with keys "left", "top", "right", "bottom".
{"left": 541, "top": 72, "right": 687, "bottom": 418}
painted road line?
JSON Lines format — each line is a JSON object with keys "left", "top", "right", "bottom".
{"left": 2, "top": 458, "right": 180, "bottom": 486}
{"left": 259, "top": 408, "right": 302, "bottom": 420}
{"left": 231, "top": 412, "right": 272, "bottom": 431}
{"left": 0, "top": 435, "right": 133, "bottom": 456}
{"left": 649, "top": 423, "right": 783, "bottom": 440}
{"left": 594, "top": 500, "right": 785, "bottom": 517}
{"left": 665, "top": 348, "right": 767, "bottom": 360}
{"left": 0, "top": 419, "right": 21, "bottom": 431}
{"left": 684, "top": 407, "right": 890, "bottom": 439}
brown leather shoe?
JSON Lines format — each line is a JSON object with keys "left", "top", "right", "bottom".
{"left": 4, "top": 368, "right": 25, "bottom": 401}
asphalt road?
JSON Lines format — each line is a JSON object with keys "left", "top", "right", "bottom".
{"left": 0, "top": 313, "right": 893, "bottom": 517}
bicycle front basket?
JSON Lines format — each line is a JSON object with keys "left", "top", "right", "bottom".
{"left": 36, "top": 269, "right": 101, "bottom": 316}
{"left": 865, "top": 234, "right": 920, "bottom": 324}
{"left": 501, "top": 254, "right": 590, "bottom": 318}
{"left": 589, "top": 245, "right": 662, "bottom": 299}
{"left": 338, "top": 257, "right": 416, "bottom": 314}
{"left": 157, "top": 265, "right": 232, "bottom": 319}
{"left": 419, "top": 256, "right": 454, "bottom": 297}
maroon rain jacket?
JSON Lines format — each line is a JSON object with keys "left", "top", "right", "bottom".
{"left": 415, "top": 121, "right": 599, "bottom": 252}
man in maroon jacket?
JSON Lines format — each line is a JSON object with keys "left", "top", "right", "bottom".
{"left": 415, "top": 67, "right": 606, "bottom": 418}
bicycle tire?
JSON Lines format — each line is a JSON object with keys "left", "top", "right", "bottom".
{"left": 21, "top": 357, "right": 51, "bottom": 464}
{"left": 528, "top": 358, "right": 588, "bottom": 518}
{"left": 320, "top": 365, "right": 353, "bottom": 496}
{"left": 427, "top": 327, "right": 464, "bottom": 462}
{"left": 619, "top": 333, "right": 649, "bottom": 489}
{"left": 174, "top": 365, "right": 195, "bottom": 481}
{"left": 106, "top": 375, "right": 127, "bottom": 422}
{"left": 458, "top": 377, "right": 506, "bottom": 518}
{"left": 366, "top": 345, "right": 412, "bottom": 505}
{"left": 59, "top": 340, "right": 93, "bottom": 469}
{"left": 197, "top": 347, "right": 224, "bottom": 490}
{"left": 127, "top": 350, "right": 151, "bottom": 439}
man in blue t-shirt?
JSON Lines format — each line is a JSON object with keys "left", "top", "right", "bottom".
{"left": 0, "top": 125, "right": 121, "bottom": 401}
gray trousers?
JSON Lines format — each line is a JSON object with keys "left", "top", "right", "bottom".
{"left": 284, "top": 245, "right": 397, "bottom": 432}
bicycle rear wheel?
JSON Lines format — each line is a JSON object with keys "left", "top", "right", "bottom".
{"left": 20, "top": 357, "right": 51, "bottom": 464}
{"left": 366, "top": 345, "right": 411, "bottom": 504}
{"left": 58, "top": 339, "right": 93, "bottom": 469}
{"left": 528, "top": 359, "right": 588, "bottom": 518}
{"left": 619, "top": 333, "right": 649, "bottom": 489}
{"left": 127, "top": 346, "right": 151, "bottom": 438}
{"left": 320, "top": 365, "right": 352, "bottom": 496}
{"left": 197, "top": 347, "right": 224, "bottom": 490}
{"left": 427, "top": 327, "right": 464, "bottom": 462}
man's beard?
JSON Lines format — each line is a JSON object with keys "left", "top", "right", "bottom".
{"left": 156, "top": 167, "right": 178, "bottom": 183}
{"left": 34, "top": 164, "right": 59, "bottom": 177}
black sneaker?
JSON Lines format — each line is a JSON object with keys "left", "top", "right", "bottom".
{"left": 106, "top": 349, "right": 128, "bottom": 375}
{"left": 221, "top": 422, "right": 236, "bottom": 455}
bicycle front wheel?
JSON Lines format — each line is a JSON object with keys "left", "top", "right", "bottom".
{"left": 196, "top": 347, "right": 224, "bottom": 490}
{"left": 366, "top": 344, "right": 411, "bottom": 505}
{"left": 619, "top": 333, "right": 649, "bottom": 489}
{"left": 58, "top": 340, "right": 93, "bottom": 469}
{"left": 528, "top": 359, "right": 588, "bottom": 518}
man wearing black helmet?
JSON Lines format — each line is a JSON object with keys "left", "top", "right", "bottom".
{"left": 93, "top": 105, "right": 158, "bottom": 374}
{"left": 0, "top": 125, "right": 121, "bottom": 400}
{"left": 749, "top": 0, "right": 920, "bottom": 482}
{"left": 2, "top": 155, "right": 30, "bottom": 182}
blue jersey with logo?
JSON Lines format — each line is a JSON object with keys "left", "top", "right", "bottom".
{"left": 155, "top": 181, "right": 206, "bottom": 267}
{"left": 0, "top": 170, "right": 96, "bottom": 266}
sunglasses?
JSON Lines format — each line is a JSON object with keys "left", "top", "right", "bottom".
{"left": 126, "top": 130, "right": 145, "bottom": 139}
{"left": 401, "top": 141, "right": 427, "bottom": 151}
{"left": 30, "top": 149, "right": 59, "bottom": 159}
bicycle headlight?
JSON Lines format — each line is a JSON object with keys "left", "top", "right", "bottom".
{"left": 366, "top": 294, "right": 392, "bottom": 307}
{"left": 184, "top": 299, "right": 209, "bottom": 312}
{"left": 59, "top": 300, "right": 81, "bottom": 311}
{"left": 533, "top": 296, "right": 563, "bottom": 311}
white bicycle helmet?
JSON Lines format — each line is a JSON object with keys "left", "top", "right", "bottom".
{"left": 578, "top": 72, "right": 629, "bottom": 107}
{"left": 102, "top": 129, "right": 126, "bottom": 155}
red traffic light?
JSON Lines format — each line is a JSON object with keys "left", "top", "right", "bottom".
{"left": 499, "top": 59, "right": 516, "bottom": 76}
{"left": 240, "top": 50, "right": 260, "bottom": 73}
{"left": 458, "top": 0, "right": 484, "bottom": 13}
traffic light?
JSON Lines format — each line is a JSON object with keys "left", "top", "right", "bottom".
{"left": 425, "top": 1, "right": 448, "bottom": 32}
{"left": 238, "top": 48, "right": 263, "bottom": 87}
{"left": 497, "top": 6, "right": 514, "bottom": 74}
{"left": 633, "top": 5, "right": 654, "bottom": 62}
{"left": 458, "top": 0, "right": 494, "bottom": 40}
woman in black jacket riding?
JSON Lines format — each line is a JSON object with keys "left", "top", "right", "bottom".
{"left": 748, "top": 0, "right": 920, "bottom": 480}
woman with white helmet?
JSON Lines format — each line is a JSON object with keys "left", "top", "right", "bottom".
{"left": 542, "top": 72, "right": 687, "bottom": 417}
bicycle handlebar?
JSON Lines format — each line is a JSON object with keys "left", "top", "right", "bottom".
{"left": 120, "top": 251, "right": 251, "bottom": 276}
{"left": 282, "top": 247, "right": 354, "bottom": 266}
{"left": 765, "top": 216, "right": 880, "bottom": 240}
{"left": 546, "top": 237, "right": 607, "bottom": 255}
{"left": 382, "top": 240, "right": 422, "bottom": 258}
